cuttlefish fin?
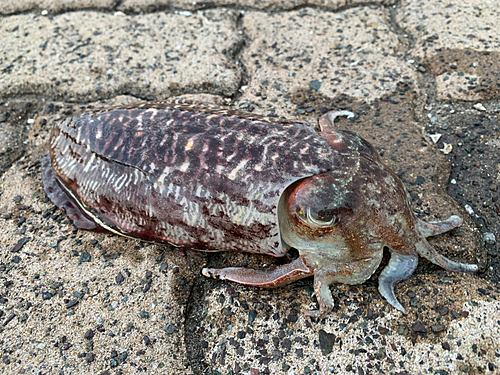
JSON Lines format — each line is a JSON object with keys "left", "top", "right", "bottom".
{"left": 41, "top": 155, "right": 98, "bottom": 230}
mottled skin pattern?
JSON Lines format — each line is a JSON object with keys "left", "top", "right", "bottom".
{"left": 42, "top": 103, "right": 478, "bottom": 318}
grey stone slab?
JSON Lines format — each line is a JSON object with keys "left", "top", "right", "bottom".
{"left": 396, "top": 0, "right": 500, "bottom": 101}
{"left": 119, "top": 0, "right": 396, "bottom": 13}
{"left": 200, "top": 274, "right": 500, "bottom": 374}
{"left": 0, "top": 10, "right": 241, "bottom": 101}
{"left": 238, "top": 7, "right": 417, "bottom": 118}
{"left": 0, "top": 0, "right": 115, "bottom": 15}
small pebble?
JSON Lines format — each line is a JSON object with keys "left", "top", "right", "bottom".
{"left": 318, "top": 329, "right": 335, "bottom": 355}
{"left": 42, "top": 292, "right": 52, "bottom": 300}
{"left": 66, "top": 299, "right": 79, "bottom": 308}
{"left": 378, "top": 327, "right": 389, "bottom": 335}
{"left": 415, "top": 176, "right": 425, "bottom": 185}
{"left": 163, "top": 323, "right": 175, "bottom": 334}
{"left": 4, "top": 313, "right": 15, "bottom": 326}
{"left": 441, "top": 143, "right": 452, "bottom": 154}
{"left": 85, "top": 353, "right": 95, "bottom": 363}
{"left": 473, "top": 103, "right": 486, "bottom": 111}
{"left": 119, "top": 352, "right": 128, "bottom": 362}
{"left": 431, "top": 324, "right": 445, "bottom": 333}
{"left": 411, "top": 321, "right": 427, "bottom": 333}
{"left": 464, "top": 205, "right": 475, "bottom": 216}
{"left": 428, "top": 133, "right": 442, "bottom": 143}
{"left": 248, "top": 310, "right": 257, "bottom": 324}
{"left": 84, "top": 329, "right": 94, "bottom": 340}
{"left": 72, "top": 291, "right": 84, "bottom": 299}
{"left": 78, "top": 252, "right": 92, "bottom": 264}
{"left": 484, "top": 232, "right": 496, "bottom": 245}
{"left": 115, "top": 272, "right": 125, "bottom": 285}
{"left": 438, "top": 307, "right": 449, "bottom": 316}
{"left": 309, "top": 80, "right": 322, "bottom": 91}
{"left": 10, "top": 237, "right": 30, "bottom": 253}
{"left": 159, "top": 263, "right": 168, "bottom": 272}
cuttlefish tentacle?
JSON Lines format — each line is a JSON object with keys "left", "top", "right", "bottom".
{"left": 202, "top": 256, "right": 313, "bottom": 288}
{"left": 378, "top": 252, "right": 418, "bottom": 313}
{"left": 416, "top": 215, "right": 463, "bottom": 238}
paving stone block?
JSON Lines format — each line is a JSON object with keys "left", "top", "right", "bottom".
{"left": 199, "top": 275, "right": 500, "bottom": 374}
{"left": 397, "top": 0, "right": 500, "bottom": 101}
{"left": 0, "top": 10, "right": 241, "bottom": 101}
{"left": 239, "top": 7, "right": 417, "bottom": 118}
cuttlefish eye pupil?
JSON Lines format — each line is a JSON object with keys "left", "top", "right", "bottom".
{"left": 296, "top": 207, "right": 340, "bottom": 227}
{"left": 317, "top": 209, "right": 336, "bottom": 222}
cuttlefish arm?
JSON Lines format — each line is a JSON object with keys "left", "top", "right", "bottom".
{"left": 416, "top": 215, "right": 463, "bottom": 238}
{"left": 202, "top": 256, "right": 313, "bottom": 288}
{"left": 380, "top": 216, "right": 478, "bottom": 313}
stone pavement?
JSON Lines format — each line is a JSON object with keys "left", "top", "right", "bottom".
{"left": 0, "top": 1, "right": 499, "bottom": 374}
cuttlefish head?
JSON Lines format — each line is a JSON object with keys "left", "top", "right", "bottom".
{"left": 279, "top": 155, "right": 477, "bottom": 314}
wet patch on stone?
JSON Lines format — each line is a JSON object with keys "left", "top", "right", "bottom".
{"left": 424, "top": 49, "right": 500, "bottom": 101}
{"left": 0, "top": 101, "right": 42, "bottom": 177}
{"left": 425, "top": 108, "right": 500, "bottom": 283}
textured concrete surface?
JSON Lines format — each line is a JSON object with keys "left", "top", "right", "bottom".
{"left": 1, "top": 1, "right": 499, "bottom": 375}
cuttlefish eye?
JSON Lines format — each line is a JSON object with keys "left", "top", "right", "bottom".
{"left": 296, "top": 207, "right": 340, "bottom": 228}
